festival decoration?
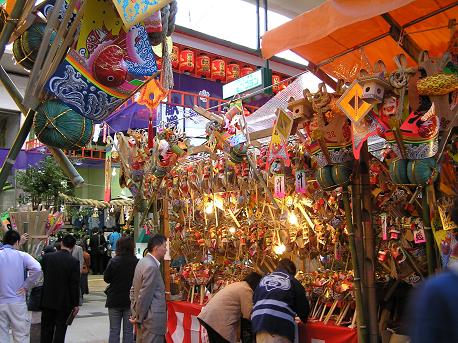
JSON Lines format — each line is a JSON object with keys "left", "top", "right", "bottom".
{"left": 33, "top": 100, "right": 94, "bottom": 149}
{"left": 211, "top": 58, "right": 226, "bottom": 82}
{"left": 195, "top": 54, "right": 211, "bottom": 78}
{"left": 111, "top": 0, "right": 172, "bottom": 29}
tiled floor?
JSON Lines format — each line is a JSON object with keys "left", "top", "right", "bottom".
{"left": 66, "top": 276, "right": 110, "bottom": 343}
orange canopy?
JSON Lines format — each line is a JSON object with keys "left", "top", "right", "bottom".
{"left": 262, "top": 0, "right": 458, "bottom": 79}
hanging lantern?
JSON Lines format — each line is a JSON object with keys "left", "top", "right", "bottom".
{"left": 195, "top": 53, "right": 211, "bottom": 78}
{"left": 272, "top": 74, "right": 281, "bottom": 93}
{"left": 226, "top": 62, "right": 240, "bottom": 83}
{"left": 171, "top": 45, "right": 180, "bottom": 69}
{"left": 179, "top": 48, "right": 195, "bottom": 73}
{"left": 211, "top": 58, "right": 226, "bottom": 82}
{"left": 240, "top": 65, "right": 254, "bottom": 77}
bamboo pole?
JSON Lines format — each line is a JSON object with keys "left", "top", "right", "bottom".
{"left": 342, "top": 187, "right": 367, "bottom": 343}
{"left": 422, "top": 185, "right": 436, "bottom": 275}
{"left": 0, "top": 66, "right": 84, "bottom": 187}
{"left": 0, "top": 0, "right": 27, "bottom": 59}
{"left": 162, "top": 196, "right": 171, "bottom": 300}
{"left": 48, "top": 147, "right": 84, "bottom": 185}
{"left": 360, "top": 145, "right": 378, "bottom": 343}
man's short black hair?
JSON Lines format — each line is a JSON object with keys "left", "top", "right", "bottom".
{"left": 61, "top": 234, "right": 77, "bottom": 249}
{"left": 243, "top": 272, "right": 263, "bottom": 291}
{"left": 2, "top": 230, "right": 20, "bottom": 245}
{"left": 277, "top": 258, "right": 296, "bottom": 275}
{"left": 147, "top": 234, "right": 167, "bottom": 252}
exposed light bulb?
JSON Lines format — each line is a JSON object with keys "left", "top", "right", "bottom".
{"left": 288, "top": 211, "right": 298, "bottom": 225}
{"left": 229, "top": 227, "right": 236, "bottom": 234}
{"left": 205, "top": 203, "right": 214, "bottom": 214}
{"left": 273, "top": 243, "right": 286, "bottom": 255}
{"left": 214, "top": 198, "right": 224, "bottom": 209}
{"left": 112, "top": 168, "right": 117, "bottom": 176}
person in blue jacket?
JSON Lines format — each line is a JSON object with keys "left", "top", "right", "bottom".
{"left": 251, "top": 258, "right": 310, "bottom": 343}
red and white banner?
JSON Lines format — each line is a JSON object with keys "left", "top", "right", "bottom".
{"left": 166, "top": 301, "right": 205, "bottom": 343}
{"left": 166, "top": 301, "right": 357, "bottom": 343}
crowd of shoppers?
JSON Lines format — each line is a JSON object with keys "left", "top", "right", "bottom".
{"left": 0, "top": 228, "right": 313, "bottom": 343}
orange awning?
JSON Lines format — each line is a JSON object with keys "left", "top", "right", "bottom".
{"left": 262, "top": 0, "right": 458, "bottom": 79}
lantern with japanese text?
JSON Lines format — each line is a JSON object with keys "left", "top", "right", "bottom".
{"left": 211, "top": 58, "right": 226, "bottom": 82}
{"left": 195, "top": 54, "right": 211, "bottom": 78}
{"left": 272, "top": 74, "right": 281, "bottom": 93}
{"left": 171, "top": 45, "right": 180, "bottom": 69}
{"left": 241, "top": 65, "right": 254, "bottom": 77}
{"left": 179, "top": 49, "right": 195, "bottom": 73}
{"left": 226, "top": 62, "right": 240, "bottom": 83}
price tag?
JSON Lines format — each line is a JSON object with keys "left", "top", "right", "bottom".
{"left": 274, "top": 174, "right": 285, "bottom": 199}
{"left": 295, "top": 170, "right": 306, "bottom": 194}
{"left": 381, "top": 213, "right": 388, "bottom": 240}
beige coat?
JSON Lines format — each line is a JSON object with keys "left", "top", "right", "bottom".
{"left": 198, "top": 281, "right": 253, "bottom": 342}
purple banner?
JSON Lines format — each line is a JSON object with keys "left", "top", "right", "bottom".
{"left": 0, "top": 149, "right": 46, "bottom": 170}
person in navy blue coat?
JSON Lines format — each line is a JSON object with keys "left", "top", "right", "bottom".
{"left": 252, "top": 259, "right": 310, "bottom": 343}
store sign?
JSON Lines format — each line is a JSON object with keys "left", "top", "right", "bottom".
{"left": 222, "top": 69, "right": 263, "bottom": 99}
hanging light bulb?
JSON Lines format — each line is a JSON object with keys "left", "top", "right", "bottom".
{"left": 273, "top": 243, "right": 286, "bottom": 255}
{"left": 229, "top": 226, "right": 236, "bottom": 234}
{"left": 288, "top": 211, "right": 298, "bottom": 225}
{"left": 205, "top": 202, "right": 214, "bottom": 214}
{"left": 214, "top": 197, "right": 224, "bottom": 209}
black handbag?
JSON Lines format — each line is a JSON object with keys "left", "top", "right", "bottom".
{"left": 27, "top": 286, "right": 43, "bottom": 311}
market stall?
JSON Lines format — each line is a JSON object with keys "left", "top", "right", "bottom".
{"left": 0, "top": 1, "right": 456, "bottom": 343}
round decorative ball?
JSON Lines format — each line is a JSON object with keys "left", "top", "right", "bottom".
{"left": 389, "top": 159, "right": 409, "bottom": 184}
{"left": 316, "top": 165, "right": 336, "bottom": 190}
{"left": 331, "top": 162, "right": 353, "bottom": 186}
{"left": 407, "top": 158, "right": 438, "bottom": 185}
{"left": 34, "top": 100, "right": 94, "bottom": 149}
{"left": 13, "top": 23, "right": 46, "bottom": 70}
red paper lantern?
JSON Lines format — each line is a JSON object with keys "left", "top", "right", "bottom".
{"left": 171, "top": 45, "right": 179, "bottom": 69}
{"left": 211, "top": 58, "right": 226, "bottom": 82}
{"left": 226, "top": 62, "right": 240, "bottom": 83}
{"left": 179, "top": 49, "right": 195, "bottom": 73}
{"left": 240, "top": 65, "right": 254, "bottom": 77}
{"left": 195, "top": 54, "right": 211, "bottom": 78}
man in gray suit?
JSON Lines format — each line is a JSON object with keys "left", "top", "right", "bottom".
{"left": 130, "top": 234, "right": 167, "bottom": 343}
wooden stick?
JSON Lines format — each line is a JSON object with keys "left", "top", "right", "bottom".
{"left": 319, "top": 302, "right": 327, "bottom": 322}
{"left": 324, "top": 300, "right": 339, "bottom": 324}
{"left": 337, "top": 302, "right": 351, "bottom": 326}
{"left": 24, "top": 0, "right": 66, "bottom": 108}
{"left": 35, "top": 0, "right": 85, "bottom": 98}
{"left": 350, "top": 311, "right": 357, "bottom": 329}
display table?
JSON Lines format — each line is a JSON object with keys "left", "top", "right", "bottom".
{"left": 166, "top": 301, "right": 357, "bottom": 343}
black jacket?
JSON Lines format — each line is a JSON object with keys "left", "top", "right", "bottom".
{"left": 41, "top": 250, "right": 80, "bottom": 311}
{"left": 89, "top": 233, "right": 106, "bottom": 255}
{"left": 104, "top": 255, "right": 138, "bottom": 308}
